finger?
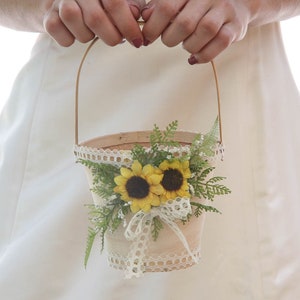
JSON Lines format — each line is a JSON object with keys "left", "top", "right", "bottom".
{"left": 44, "top": 7, "right": 76, "bottom": 47}
{"left": 188, "top": 24, "right": 236, "bottom": 64}
{"left": 142, "top": 0, "right": 187, "bottom": 45}
{"left": 102, "top": 0, "right": 144, "bottom": 48}
{"left": 57, "top": 0, "right": 95, "bottom": 43}
{"left": 77, "top": 0, "right": 124, "bottom": 46}
{"left": 160, "top": 0, "right": 207, "bottom": 47}
{"left": 182, "top": 7, "right": 226, "bottom": 54}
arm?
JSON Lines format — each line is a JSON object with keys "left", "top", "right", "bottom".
{"left": 0, "top": 0, "right": 47, "bottom": 32}
{"left": 250, "top": 0, "right": 300, "bottom": 25}
{"left": 0, "top": 0, "right": 145, "bottom": 47}
{"left": 141, "top": 0, "right": 300, "bottom": 63}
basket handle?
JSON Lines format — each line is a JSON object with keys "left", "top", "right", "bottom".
{"left": 75, "top": 37, "right": 223, "bottom": 146}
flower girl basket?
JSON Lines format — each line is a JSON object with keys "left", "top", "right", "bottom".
{"left": 73, "top": 38, "right": 229, "bottom": 279}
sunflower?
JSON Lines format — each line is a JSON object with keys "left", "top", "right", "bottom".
{"left": 114, "top": 160, "right": 164, "bottom": 213}
{"left": 159, "top": 159, "right": 191, "bottom": 203}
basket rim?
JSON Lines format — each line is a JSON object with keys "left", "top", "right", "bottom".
{"left": 75, "top": 130, "right": 200, "bottom": 149}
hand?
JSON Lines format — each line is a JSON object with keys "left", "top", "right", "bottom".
{"left": 43, "top": 0, "right": 146, "bottom": 47}
{"left": 142, "top": 0, "right": 255, "bottom": 64}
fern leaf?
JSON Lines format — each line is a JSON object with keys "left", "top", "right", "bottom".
{"left": 199, "top": 167, "right": 215, "bottom": 182}
{"left": 151, "top": 216, "right": 164, "bottom": 241}
{"left": 190, "top": 201, "right": 221, "bottom": 215}
{"left": 84, "top": 227, "right": 98, "bottom": 268}
{"left": 206, "top": 176, "right": 226, "bottom": 184}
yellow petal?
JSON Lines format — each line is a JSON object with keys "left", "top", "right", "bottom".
{"left": 130, "top": 202, "right": 141, "bottom": 213}
{"left": 141, "top": 203, "right": 151, "bottom": 212}
{"left": 160, "top": 195, "right": 168, "bottom": 204}
{"left": 166, "top": 191, "right": 177, "bottom": 200}
{"left": 120, "top": 167, "right": 133, "bottom": 178}
{"left": 150, "top": 184, "right": 164, "bottom": 195}
{"left": 121, "top": 194, "right": 131, "bottom": 201}
{"left": 170, "top": 160, "right": 180, "bottom": 169}
{"left": 181, "top": 181, "right": 189, "bottom": 191}
{"left": 159, "top": 160, "right": 169, "bottom": 171}
{"left": 148, "top": 174, "right": 163, "bottom": 185}
{"left": 143, "top": 164, "right": 154, "bottom": 176}
{"left": 132, "top": 198, "right": 150, "bottom": 212}
{"left": 177, "top": 189, "right": 190, "bottom": 197}
{"left": 113, "top": 186, "right": 124, "bottom": 193}
{"left": 182, "top": 160, "right": 190, "bottom": 170}
{"left": 183, "top": 168, "right": 191, "bottom": 178}
{"left": 114, "top": 175, "right": 127, "bottom": 186}
{"left": 151, "top": 194, "right": 160, "bottom": 207}
{"left": 131, "top": 160, "right": 142, "bottom": 175}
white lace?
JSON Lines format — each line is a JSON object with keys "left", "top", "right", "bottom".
{"left": 73, "top": 143, "right": 224, "bottom": 166}
{"left": 123, "top": 197, "right": 196, "bottom": 278}
{"left": 107, "top": 247, "right": 202, "bottom": 273}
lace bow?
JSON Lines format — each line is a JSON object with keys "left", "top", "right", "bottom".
{"left": 124, "top": 197, "right": 199, "bottom": 278}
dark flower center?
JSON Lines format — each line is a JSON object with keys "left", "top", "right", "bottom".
{"left": 126, "top": 176, "right": 150, "bottom": 199}
{"left": 161, "top": 168, "right": 183, "bottom": 191}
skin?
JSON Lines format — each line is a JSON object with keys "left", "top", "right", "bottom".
{"left": 141, "top": 0, "right": 300, "bottom": 63}
{"left": 0, "top": 0, "right": 300, "bottom": 63}
{"left": 43, "top": 0, "right": 147, "bottom": 47}
{"left": 0, "top": 0, "right": 147, "bottom": 47}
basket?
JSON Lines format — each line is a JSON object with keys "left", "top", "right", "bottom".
{"left": 73, "top": 38, "right": 229, "bottom": 278}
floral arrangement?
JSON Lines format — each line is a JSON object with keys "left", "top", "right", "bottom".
{"left": 78, "top": 120, "right": 231, "bottom": 269}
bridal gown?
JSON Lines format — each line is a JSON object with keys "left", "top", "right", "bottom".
{"left": 1, "top": 22, "right": 300, "bottom": 299}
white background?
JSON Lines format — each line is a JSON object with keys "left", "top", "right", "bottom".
{"left": 0, "top": 17, "right": 300, "bottom": 113}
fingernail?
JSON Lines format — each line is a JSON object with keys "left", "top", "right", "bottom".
{"left": 188, "top": 55, "right": 198, "bottom": 65}
{"left": 132, "top": 38, "right": 143, "bottom": 48}
{"left": 143, "top": 39, "right": 151, "bottom": 46}
{"left": 129, "top": 3, "right": 140, "bottom": 11}
{"left": 129, "top": 3, "right": 140, "bottom": 17}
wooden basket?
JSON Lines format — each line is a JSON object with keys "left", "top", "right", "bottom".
{"left": 73, "top": 38, "right": 225, "bottom": 278}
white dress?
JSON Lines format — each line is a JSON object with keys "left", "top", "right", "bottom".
{"left": 1, "top": 22, "right": 300, "bottom": 299}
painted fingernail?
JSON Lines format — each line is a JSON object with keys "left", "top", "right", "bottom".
{"left": 188, "top": 55, "right": 198, "bottom": 65}
{"left": 132, "top": 38, "right": 143, "bottom": 48}
{"left": 143, "top": 39, "right": 151, "bottom": 46}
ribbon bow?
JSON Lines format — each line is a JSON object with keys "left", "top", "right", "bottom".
{"left": 124, "top": 197, "right": 199, "bottom": 278}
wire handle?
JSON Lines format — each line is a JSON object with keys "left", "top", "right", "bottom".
{"left": 75, "top": 37, "right": 223, "bottom": 145}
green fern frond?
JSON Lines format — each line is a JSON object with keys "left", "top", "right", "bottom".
{"left": 84, "top": 227, "right": 98, "bottom": 268}
{"left": 205, "top": 183, "right": 231, "bottom": 200}
{"left": 131, "top": 144, "right": 148, "bottom": 166}
{"left": 198, "top": 167, "right": 216, "bottom": 182}
{"left": 150, "top": 120, "right": 179, "bottom": 148}
{"left": 190, "top": 201, "right": 221, "bottom": 216}
{"left": 151, "top": 216, "right": 164, "bottom": 241}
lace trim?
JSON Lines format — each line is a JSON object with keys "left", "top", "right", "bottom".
{"left": 107, "top": 247, "right": 201, "bottom": 274}
{"left": 73, "top": 143, "right": 224, "bottom": 166}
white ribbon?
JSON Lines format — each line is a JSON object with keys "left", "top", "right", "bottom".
{"left": 124, "top": 197, "right": 198, "bottom": 278}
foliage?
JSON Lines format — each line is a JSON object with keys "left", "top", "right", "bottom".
{"left": 151, "top": 216, "right": 164, "bottom": 241}
{"left": 131, "top": 120, "right": 180, "bottom": 166}
{"left": 78, "top": 120, "right": 231, "bottom": 267}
